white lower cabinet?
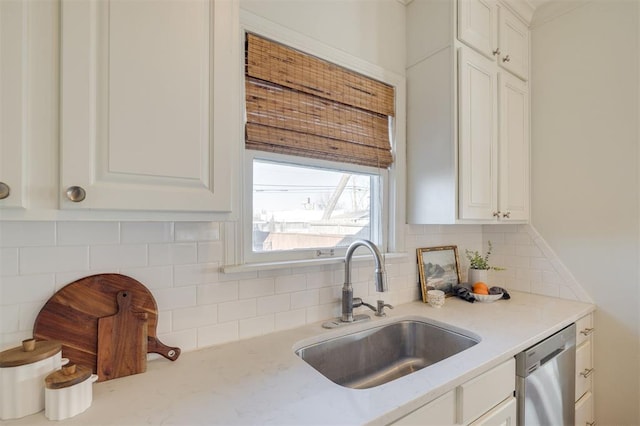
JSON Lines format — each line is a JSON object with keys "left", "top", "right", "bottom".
{"left": 575, "top": 391, "right": 594, "bottom": 426}
{"left": 392, "top": 358, "right": 515, "bottom": 426}
{"left": 575, "top": 314, "right": 595, "bottom": 425}
{"left": 394, "top": 390, "right": 457, "bottom": 426}
{"left": 469, "top": 397, "right": 516, "bottom": 426}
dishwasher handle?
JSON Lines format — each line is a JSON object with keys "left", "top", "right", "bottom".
{"left": 516, "top": 324, "right": 576, "bottom": 377}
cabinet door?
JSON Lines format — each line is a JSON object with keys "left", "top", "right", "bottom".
{"left": 498, "top": 72, "right": 529, "bottom": 222}
{"left": 458, "top": 47, "right": 498, "bottom": 220}
{"left": 60, "top": 0, "right": 236, "bottom": 212}
{"left": 0, "top": 0, "right": 27, "bottom": 208}
{"left": 498, "top": 6, "right": 529, "bottom": 81}
{"left": 468, "top": 396, "right": 516, "bottom": 426}
{"left": 393, "top": 390, "right": 456, "bottom": 425}
{"left": 458, "top": 0, "right": 498, "bottom": 59}
{"left": 575, "top": 340, "right": 593, "bottom": 401}
{"left": 575, "top": 391, "right": 594, "bottom": 426}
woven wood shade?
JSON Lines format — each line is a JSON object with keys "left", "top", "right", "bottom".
{"left": 245, "top": 33, "right": 394, "bottom": 169}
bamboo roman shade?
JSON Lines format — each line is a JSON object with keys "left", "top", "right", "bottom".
{"left": 245, "top": 33, "right": 395, "bottom": 169}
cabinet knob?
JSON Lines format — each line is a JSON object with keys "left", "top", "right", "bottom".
{"left": 580, "top": 327, "right": 595, "bottom": 336}
{"left": 65, "top": 186, "right": 86, "bottom": 202}
{"left": 502, "top": 55, "right": 511, "bottom": 63}
{"left": 492, "top": 48, "right": 501, "bottom": 56}
{"left": 0, "top": 182, "right": 10, "bottom": 200}
{"left": 502, "top": 211, "right": 511, "bottom": 218}
{"left": 579, "top": 368, "right": 594, "bottom": 378}
{"left": 492, "top": 211, "right": 501, "bottom": 218}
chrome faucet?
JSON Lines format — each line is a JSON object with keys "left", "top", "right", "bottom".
{"left": 323, "top": 239, "right": 388, "bottom": 329}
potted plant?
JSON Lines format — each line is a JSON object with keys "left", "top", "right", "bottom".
{"left": 464, "top": 241, "right": 504, "bottom": 284}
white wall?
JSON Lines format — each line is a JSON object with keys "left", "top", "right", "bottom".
{"left": 531, "top": 1, "right": 640, "bottom": 424}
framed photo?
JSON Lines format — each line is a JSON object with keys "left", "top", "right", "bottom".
{"left": 417, "top": 245, "right": 461, "bottom": 301}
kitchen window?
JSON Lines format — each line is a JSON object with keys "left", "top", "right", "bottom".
{"left": 232, "top": 24, "right": 405, "bottom": 268}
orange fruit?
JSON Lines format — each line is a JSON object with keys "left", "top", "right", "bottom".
{"left": 473, "top": 282, "right": 489, "bottom": 295}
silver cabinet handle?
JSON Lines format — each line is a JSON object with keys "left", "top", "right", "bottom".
{"left": 580, "top": 327, "right": 595, "bottom": 336}
{"left": 503, "top": 54, "right": 511, "bottom": 63}
{"left": 502, "top": 211, "right": 511, "bottom": 218}
{"left": 492, "top": 48, "right": 501, "bottom": 56}
{"left": 580, "top": 368, "right": 594, "bottom": 378}
{"left": 0, "top": 182, "right": 9, "bottom": 200}
{"left": 65, "top": 186, "right": 86, "bottom": 202}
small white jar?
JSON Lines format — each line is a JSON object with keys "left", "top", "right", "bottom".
{"left": 0, "top": 339, "right": 65, "bottom": 420}
{"left": 45, "top": 363, "right": 98, "bottom": 421}
{"left": 427, "top": 289, "right": 446, "bottom": 308}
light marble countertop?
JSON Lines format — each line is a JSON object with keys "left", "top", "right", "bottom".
{"left": 6, "top": 292, "right": 593, "bottom": 426}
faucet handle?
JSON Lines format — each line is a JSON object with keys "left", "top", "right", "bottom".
{"left": 375, "top": 300, "right": 394, "bottom": 317}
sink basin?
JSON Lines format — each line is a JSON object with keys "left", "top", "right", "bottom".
{"left": 295, "top": 319, "right": 480, "bottom": 389}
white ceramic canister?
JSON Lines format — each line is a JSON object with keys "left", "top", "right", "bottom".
{"left": 0, "top": 338, "right": 66, "bottom": 420}
{"left": 45, "top": 363, "right": 98, "bottom": 421}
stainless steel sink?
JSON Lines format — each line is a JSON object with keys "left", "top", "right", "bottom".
{"left": 295, "top": 319, "right": 480, "bottom": 389}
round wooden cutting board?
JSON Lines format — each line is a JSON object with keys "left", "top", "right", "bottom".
{"left": 33, "top": 274, "right": 180, "bottom": 376}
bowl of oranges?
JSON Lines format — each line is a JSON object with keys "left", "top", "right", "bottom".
{"left": 471, "top": 282, "right": 503, "bottom": 303}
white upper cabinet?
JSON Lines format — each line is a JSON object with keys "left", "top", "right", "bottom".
{"left": 60, "top": 0, "right": 238, "bottom": 212}
{"left": 0, "top": 0, "right": 27, "bottom": 209}
{"left": 498, "top": 6, "right": 529, "bottom": 80}
{"left": 458, "top": 0, "right": 529, "bottom": 81}
{"left": 499, "top": 72, "right": 529, "bottom": 221}
{"left": 458, "top": 0, "right": 498, "bottom": 60}
{"left": 406, "top": 0, "right": 530, "bottom": 224}
{"left": 458, "top": 48, "right": 498, "bottom": 221}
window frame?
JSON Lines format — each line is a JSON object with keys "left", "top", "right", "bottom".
{"left": 243, "top": 150, "right": 388, "bottom": 264}
{"left": 227, "top": 10, "right": 407, "bottom": 270}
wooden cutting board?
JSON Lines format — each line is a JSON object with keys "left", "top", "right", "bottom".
{"left": 33, "top": 274, "right": 180, "bottom": 375}
{"left": 97, "top": 290, "right": 148, "bottom": 381}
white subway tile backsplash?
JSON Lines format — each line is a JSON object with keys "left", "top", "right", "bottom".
{"left": 275, "top": 274, "right": 306, "bottom": 294}
{"left": 121, "top": 222, "right": 174, "bottom": 244}
{"left": 239, "top": 314, "right": 275, "bottom": 339}
{"left": 119, "top": 266, "right": 173, "bottom": 289}
{"left": 218, "top": 299, "right": 256, "bottom": 322}
{"left": 1, "top": 274, "right": 55, "bottom": 304}
{"left": 0, "top": 248, "right": 18, "bottom": 276}
{"left": 154, "top": 287, "right": 197, "bottom": 311}
{"left": 0, "top": 305, "right": 19, "bottom": 333}
{"left": 197, "top": 241, "right": 224, "bottom": 263}
{"left": 18, "top": 301, "right": 42, "bottom": 330}
{"left": 159, "top": 329, "right": 198, "bottom": 352}
{"left": 175, "top": 222, "right": 220, "bottom": 242}
{"left": 256, "top": 294, "right": 290, "bottom": 315}
{"left": 57, "top": 222, "right": 119, "bottom": 246}
{"left": 197, "top": 282, "right": 238, "bottom": 305}
{"left": 198, "top": 321, "right": 238, "bottom": 347}
{"left": 0, "top": 219, "right": 589, "bottom": 355}
{"left": 90, "top": 244, "right": 147, "bottom": 269}
{"left": 172, "top": 304, "right": 218, "bottom": 331}
{"left": 174, "top": 263, "right": 218, "bottom": 286}
{"left": 291, "top": 289, "right": 319, "bottom": 310}
{"left": 19, "top": 246, "right": 89, "bottom": 274}
{"left": 0, "top": 222, "right": 55, "bottom": 247}
{"left": 239, "top": 278, "right": 274, "bottom": 299}
{"left": 149, "top": 243, "right": 197, "bottom": 266}
{"left": 275, "top": 309, "right": 306, "bottom": 331}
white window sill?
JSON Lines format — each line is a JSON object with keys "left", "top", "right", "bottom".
{"left": 222, "top": 252, "right": 408, "bottom": 274}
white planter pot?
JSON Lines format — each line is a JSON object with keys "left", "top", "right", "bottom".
{"left": 0, "top": 339, "right": 66, "bottom": 420}
{"left": 467, "top": 268, "right": 489, "bottom": 285}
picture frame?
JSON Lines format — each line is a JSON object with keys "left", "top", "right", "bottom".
{"left": 417, "top": 245, "right": 461, "bottom": 301}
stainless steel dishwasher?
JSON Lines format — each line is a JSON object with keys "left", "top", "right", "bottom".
{"left": 516, "top": 323, "right": 576, "bottom": 426}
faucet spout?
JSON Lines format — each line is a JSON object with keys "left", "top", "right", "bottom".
{"left": 340, "top": 239, "right": 387, "bottom": 323}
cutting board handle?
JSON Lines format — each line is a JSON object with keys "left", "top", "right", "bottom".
{"left": 148, "top": 337, "right": 181, "bottom": 361}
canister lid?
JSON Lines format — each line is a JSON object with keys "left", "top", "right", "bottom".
{"left": 0, "top": 339, "right": 62, "bottom": 367}
{"left": 45, "top": 363, "right": 93, "bottom": 389}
